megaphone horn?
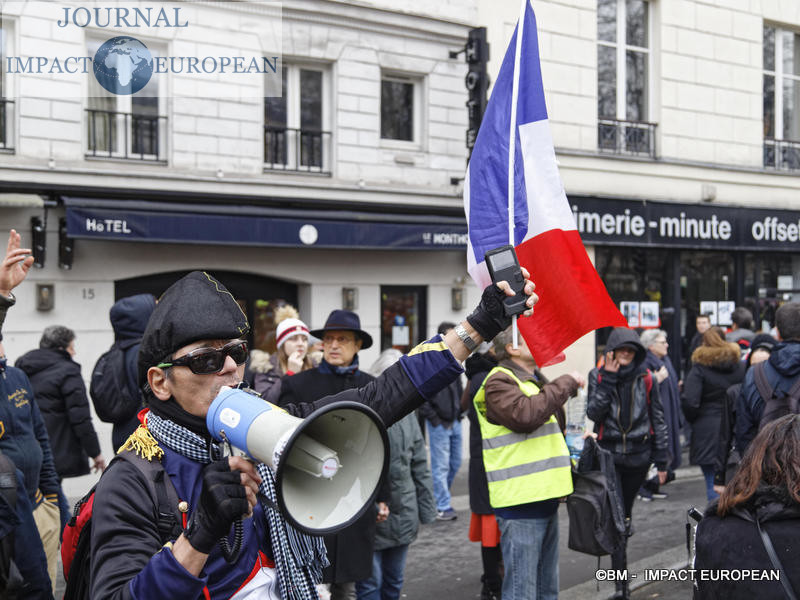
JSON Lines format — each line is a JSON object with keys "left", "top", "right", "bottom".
{"left": 206, "top": 387, "right": 389, "bottom": 535}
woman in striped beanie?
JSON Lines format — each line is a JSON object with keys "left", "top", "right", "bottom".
{"left": 251, "top": 305, "right": 316, "bottom": 402}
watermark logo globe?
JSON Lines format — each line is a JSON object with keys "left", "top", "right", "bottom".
{"left": 93, "top": 36, "right": 153, "bottom": 95}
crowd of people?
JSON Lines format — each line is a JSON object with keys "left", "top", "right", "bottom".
{"left": 1, "top": 225, "right": 799, "bottom": 600}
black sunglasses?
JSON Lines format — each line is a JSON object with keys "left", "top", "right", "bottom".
{"left": 157, "top": 340, "right": 248, "bottom": 375}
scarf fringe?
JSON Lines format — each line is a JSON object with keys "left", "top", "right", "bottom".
{"left": 118, "top": 424, "right": 164, "bottom": 461}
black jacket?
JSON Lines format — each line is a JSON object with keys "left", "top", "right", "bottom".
{"left": 713, "top": 382, "right": 741, "bottom": 486}
{"left": 278, "top": 365, "right": 375, "bottom": 409}
{"left": 682, "top": 343, "right": 744, "bottom": 466}
{"left": 464, "top": 353, "right": 497, "bottom": 515}
{"left": 277, "top": 359, "right": 382, "bottom": 584}
{"left": 694, "top": 485, "right": 800, "bottom": 599}
{"left": 418, "top": 377, "right": 462, "bottom": 427}
{"left": 587, "top": 328, "right": 669, "bottom": 469}
{"left": 16, "top": 348, "right": 101, "bottom": 478}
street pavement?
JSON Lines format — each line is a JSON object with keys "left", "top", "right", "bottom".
{"left": 402, "top": 456, "right": 706, "bottom": 599}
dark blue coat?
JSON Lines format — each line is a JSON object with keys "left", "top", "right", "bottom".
{"left": 0, "top": 362, "right": 60, "bottom": 503}
{"left": 736, "top": 341, "right": 800, "bottom": 454}
{"left": 643, "top": 351, "right": 684, "bottom": 471}
{"left": 110, "top": 293, "right": 156, "bottom": 448}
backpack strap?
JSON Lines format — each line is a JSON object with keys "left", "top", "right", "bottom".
{"left": 786, "top": 376, "right": 800, "bottom": 414}
{"left": 756, "top": 519, "right": 798, "bottom": 600}
{"left": 754, "top": 362, "right": 775, "bottom": 404}
{"left": 116, "top": 451, "right": 183, "bottom": 542}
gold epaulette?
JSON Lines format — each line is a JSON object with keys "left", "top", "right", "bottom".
{"left": 117, "top": 424, "right": 164, "bottom": 461}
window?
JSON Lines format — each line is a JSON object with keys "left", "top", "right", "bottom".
{"left": 85, "top": 39, "right": 167, "bottom": 162}
{"left": 0, "top": 22, "right": 15, "bottom": 152}
{"left": 597, "top": 0, "right": 656, "bottom": 157}
{"left": 380, "top": 286, "right": 427, "bottom": 353}
{"left": 380, "top": 74, "right": 422, "bottom": 145}
{"left": 264, "top": 64, "right": 330, "bottom": 174}
{"left": 763, "top": 25, "right": 800, "bottom": 169}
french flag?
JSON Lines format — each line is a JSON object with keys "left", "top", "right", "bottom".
{"left": 464, "top": 0, "right": 626, "bottom": 366}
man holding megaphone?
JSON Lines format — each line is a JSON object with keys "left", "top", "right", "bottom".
{"left": 88, "top": 269, "right": 537, "bottom": 600}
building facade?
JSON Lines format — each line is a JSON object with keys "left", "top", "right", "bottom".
{"left": 478, "top": 0, "right": 800, "bottom": 376}
{"left": 0, "top": 0, "right": 481, "bottom": 401}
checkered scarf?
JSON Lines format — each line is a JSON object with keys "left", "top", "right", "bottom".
{"left": 146, "top": 412, "right": 328, "bottom": 600}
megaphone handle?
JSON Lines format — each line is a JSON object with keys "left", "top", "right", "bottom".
{"left": 218, "top": 518, "right": 244, "bottom": 564}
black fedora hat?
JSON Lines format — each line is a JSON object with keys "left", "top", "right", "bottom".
{"left": 310, "top": 309, "right": 373, "bottom": 350}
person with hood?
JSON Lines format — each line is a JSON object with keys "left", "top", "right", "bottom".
{"left": 694, "top": 414, "right": 800, "bottom": 600}
{"left": 356, "top": 349, "right": 436, "bottom": 600}
{"left": 16, "top": 326, "right": 106, "bottom": 480}
{"left": 250, "top": 304, "right": 315, "bottom": 403}
{"left": 737, "top": 301, "right": 800, "bottom": 455}
{"left": 105, "top": 293, "right": 157, "bottom": 449}
{"left": 587, "top": 327, "right": 668, "bottom": 600}
{"left": 682, "top": 326, "right": 745, "bottom": 502}
{"left": 637, "top": 329, "right": 683, "bottom": 500}
{"left": 713, "top": 333, "right": 776, "bottom": 494}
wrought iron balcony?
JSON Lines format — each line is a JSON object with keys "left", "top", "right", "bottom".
{"left": 763, "top": 138, "right": 800, "bottom": 170}
{"left": 264, "top": 126, "right": 331, "bottom": 174}
{"left": 86, "top": 109, "right": 167, "bottom": 162}
{"left": 0, "top": 99, "right": 15, "bottom": 152}
{"left": 598, "top": 118, "right": 657, "bottom": 158}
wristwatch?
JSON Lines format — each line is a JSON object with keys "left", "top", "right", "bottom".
{"left": 454, "top": 323, "right": 478, "bottom": 353}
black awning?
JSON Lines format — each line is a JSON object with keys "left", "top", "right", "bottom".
{"left": 63, "top": 197, "right": 468, "bottom": 250}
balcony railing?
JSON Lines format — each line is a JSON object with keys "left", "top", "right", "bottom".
{"left": 0, "top": 99, "right": 15, "bottom": 152}
{"left": 264, "top": 126, "right": 331, "bottom": 174}
{"left": 763, "top": 138, "right": 800, "bottom": 170}
{"left": 86, "top": 109, "right": 167, "bottom": 162}
{"left": 598, "top": 118, "right": 657, "bottom": 158}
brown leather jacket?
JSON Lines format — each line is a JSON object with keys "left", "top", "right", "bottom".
{"left": 483, "top": 359, "right": 580, "bottom": 434}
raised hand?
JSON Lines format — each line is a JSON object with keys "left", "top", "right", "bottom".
{"left": 0, "top": 229, "right": 34, "bottom": 296}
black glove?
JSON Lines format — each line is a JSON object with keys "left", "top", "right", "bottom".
{"left": 184, "top": 459, "right": 249, "bottom": 554}
{"left": 466, "top": 283, "right": 517, "bottom": 342}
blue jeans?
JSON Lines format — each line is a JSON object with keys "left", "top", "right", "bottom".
{"left": 497, "top": 512, "right": 559, "bottom": 600}
{"left": 426, "top": 420, "right": 462, "bottom": 511}
{"left": 355, "top": 545, "right": 409, "bottom": 600}
{"left": 701, "top": 465, "right": 719, "bottom": 502}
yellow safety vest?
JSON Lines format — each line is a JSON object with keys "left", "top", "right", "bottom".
{"left": 473, "top": 365, "right": 573, "bottom": 508}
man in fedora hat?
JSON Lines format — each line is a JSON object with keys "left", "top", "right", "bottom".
{"left": 278, "top": 309, "right": 375, "bottom": 408}
{"left": 278, "top": 309, "right": 382, "bottom": 600}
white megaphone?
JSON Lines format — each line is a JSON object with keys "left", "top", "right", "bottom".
{"left": 206, "top": 386, "right": 389, "bottom": 535}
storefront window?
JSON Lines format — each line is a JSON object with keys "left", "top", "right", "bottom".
{"left": 744, "top": 253, "right": 800, "bottom": 332}
{"left": 594, "top": 247, "right": 677, "bottom": 364}
{"left": 380, "top": 286, "right": 427, "bottom": 353}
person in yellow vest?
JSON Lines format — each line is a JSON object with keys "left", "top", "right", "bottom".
{"left": 474, "top": 326, "right": 584, "bottom": 600}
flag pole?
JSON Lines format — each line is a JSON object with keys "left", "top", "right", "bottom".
{"left": 508, "top": 0, "right": 526, "bottom": 349}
